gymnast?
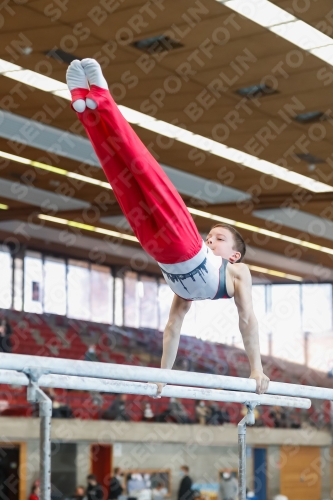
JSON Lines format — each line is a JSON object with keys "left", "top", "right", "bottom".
{"left": 66, "top": 59, "right": 270, "bottom": 396}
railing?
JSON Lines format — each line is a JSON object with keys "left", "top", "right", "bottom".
{"left": 1, "top": 353, "right": 332, "bottom": 500}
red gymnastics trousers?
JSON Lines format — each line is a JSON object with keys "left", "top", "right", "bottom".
{"left": 70, "top": 85, "right": 203, "bottom": 265}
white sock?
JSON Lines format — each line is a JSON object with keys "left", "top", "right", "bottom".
{"left": 66, "top": 59, "right": 89, "bottom": 113}
{"left": 81, "top": 58, "right": 108, "bottom": 109}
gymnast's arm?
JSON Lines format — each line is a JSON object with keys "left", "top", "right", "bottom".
{"left": 233, "top": 264, "right": 270, "bottom": 394}
{"left": 162, "top": 294, "right": 191, "bottom": 368}
{"left": 153, "top": 295, "right": 191, "bottom": 397}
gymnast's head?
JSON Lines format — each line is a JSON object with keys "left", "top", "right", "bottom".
{"left": 205, "top": 223, "right": 246, "bottom": 263}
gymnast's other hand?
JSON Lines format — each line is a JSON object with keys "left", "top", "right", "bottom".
{"left": 149, "top": 382, "right": 166, "bottom": 398}
{"left": 250, "top": 369, "right": 270, "bottom": 395}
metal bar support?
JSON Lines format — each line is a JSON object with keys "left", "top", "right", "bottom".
{"left": 238, "top": 403, "right": 257, "bottom": 500}
{"left": 26, "top": 375, "right": 52, "bottom": 500}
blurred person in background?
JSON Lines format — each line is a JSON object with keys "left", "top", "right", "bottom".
{"left": 219, "top": 472, "right": 238, "bottom": 500}
{"left": 178, "top": 466, "right": 192, "bottom": 500}
{"left": 29, "top": 485, "right": 39, "bottom": 500}
{"left": 143, "top": 403, "right": 154, "bottom": 422}
{"left": 51, "top": 485, "right": 63, "bottom": 500}
{"left": 289, "top": 413, "right": 301, "bottom": 429}
{"left": 0, "top": 318, "right": 12, "bottom": 353}
{"left": 103, "top": 394, "right": 129, "bottom": 421}
{"left": 109, "top": 467, "right": 124, "bottom": 500}
{"left": 85, "top": 344, "right": 99, "bottom": 362}
{"left": 128, "top": 473, "right": 146, "bottom": 500}
{"left": 84, "top": 344, "right": 103, "bottom": 406}
{"left": 169, "top": 398, "right": 192, "bottom": 424}
{"left": 207, "top": 404, "right": 230, "bottom": 425}
{"left": 246, "top": 489, "right": 258, "bottom": 500}
{"left": 195, "top": 401, "right": 209, "bottom": 425}
{"left": 152, "top": 483, "right": 168, "bottom": 500}
{"left": 269, "top": 406, "right": 287, "bottom": 429}
{"left": 73, "top": 486, "right": 87, "bottom": 500}
{"left": 179, "top": 359, "right": 193, "bottom": 371}
{"left": 51, "top": 398, "right": 73, "bottom": 418}
{"left": 86, "top": 474, "right": 103, "bottom": 500}
{"left": 45, "top": 388, "right": 73, "bottom": 418}
{"left": 138, "top": 475, "right": 152, "bottom": 500}
{"left": 192, "top": 491, "right": 205, "bottom": 500}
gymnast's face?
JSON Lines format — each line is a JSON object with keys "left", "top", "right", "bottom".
{"left": 205, "top": 227, "right": 241, "bottom": 263}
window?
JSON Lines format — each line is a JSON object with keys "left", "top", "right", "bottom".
{"left": 67, "top": 260, "right": 90, "bottom": 320}
{"left": 301, "top": 283, "right": 332, "bottom": 333}
{"left": 252, "top": 285, "right": 269, "bottom": 355}
{"left": 180, "top": 298, "right": 239, "bottom": 344}
{"left": 24, "top": 251, "right": 43, "bottom": 313}
{"left": 44, "top": 257, "right": 66, "bottom": 316}
{"left": 0, "top": 249, "right": 12, "bottom": 309}
{"left": 114, "top": 277, "right": 123, "bottom": 326}
{"left": 271, "top": 284, "right": 302, "bottom": 363}
{"left": 158, "top": 279, "right": 174, "bottom": 331}
{"left": 181, "top": 299, "right": 197, "bottom": 337}
{"left": 91, "top": 264, "right": 113, "bottom": 324}
{"left": 124, "top": 271, "right": 139, "bottom": 328}
{"left": 13, "top": 257, "right": 23, "bottom": 311}
{"left": 139, "top": 276, "right": 158, "bottom": 329}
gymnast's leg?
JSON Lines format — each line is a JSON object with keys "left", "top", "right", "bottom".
{"left": 66, "top": 59, "right": 203, "bottom": 265}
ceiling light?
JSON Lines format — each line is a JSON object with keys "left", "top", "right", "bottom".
{"left": 38, "top": 215, "right": 138, "bottom": 242}
{"left": 188, "top": 207, "right": 333, "bottom": 256}
{"left": 52, "top": 89, "right": 72, "bottom": 100}
{"left": 281, "top": 171, "right": 326, "bottom": 193}
{"left": 119, "top": 107, "right": 154, "bottom": 125}
{"left": 125, "top": 116, "right": 332, "bottom": 192}
{"left": 219, "top": 0, "right": 333, "bottom": 62}
{"left": 0, "top": 58, "right": 68, "bottom": 96}
{"left": 0, "top": 60, "right": 21, "bottom": 73}
{"left": 217, "top": 0, "right": 296, "bottom": 28}
{"left": 270, "top": 20, "right": 333, "bottom": 50}
{"left": 178, "top": 131, "right": 216, "bottom": 151}
{"left": 239, "top": 157, "right": 332, "bottom": 193}
{"left": 37, "top": 211, "right": 312, "bottom": 277}
{"left": 247, "top": 264, "right": 303, "bottom": 282}
{"left": 2, "top": 69, "right": 68, "bottom": 93}
{"left": 0, "top": 204, "right": 8, "bottom": 210}
{"left": 1, "top": 55, "right": 332, "bottom": 194}
{"left": 119, "top": 112, "right": 330, "bottom": 192}
{"left": 254, "top": 208, "right": 333, "bottom": 244}
{"left": 139, "top": 119, "right": 182, "bottom": 139}
{"left": 66, "top": 172, "right": 110, "bottom": 188}
{"left": 310, "top": 45, "right": 333, "bottom": 64}
{"left": 36, "top": 208, "right": 333, "bottom": 259}
{"left": 0, "top": 150, "right": 111, "bottom": 190}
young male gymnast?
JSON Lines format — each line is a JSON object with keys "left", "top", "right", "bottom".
{"left": 66, "top": 59, "right": 270, "bottom": 396}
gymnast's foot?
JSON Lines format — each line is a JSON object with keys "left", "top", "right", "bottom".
{"left": 66, "top": 60, "right": 89, "bottom": 113}
{"left": 81, "top": 58, "right": 108, "bottom": 109}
